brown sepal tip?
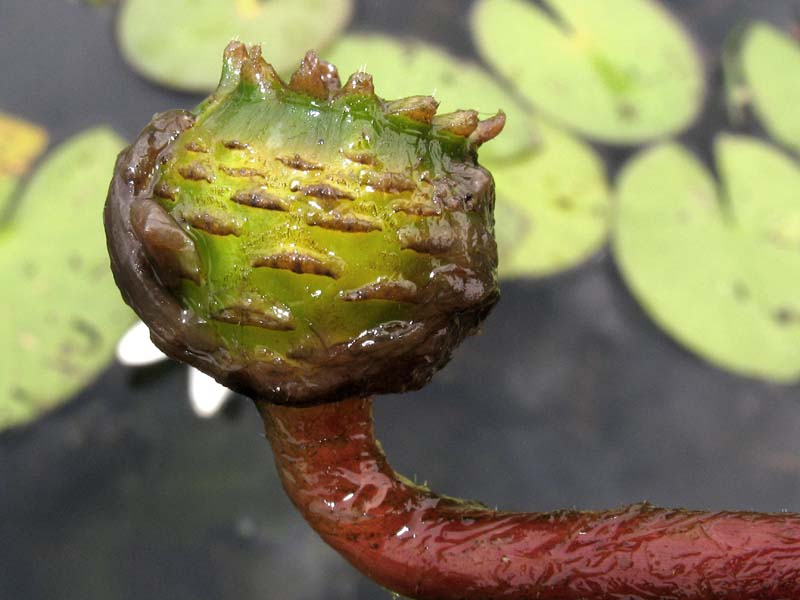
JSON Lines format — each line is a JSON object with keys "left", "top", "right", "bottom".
{"left": 288, "top": 50, "right": 342, "bottom": 100}
{"left": 469, "top": 111, "right": 506, "bottom": 147}
{"left": 384, "top": 96, "right": 440, "bottom": 124}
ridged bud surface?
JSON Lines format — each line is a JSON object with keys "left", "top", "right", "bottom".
{"left": 105, "top": 42, "right": 505, "bottom": 403}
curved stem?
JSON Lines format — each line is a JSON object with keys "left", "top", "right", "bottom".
{"left": 260, "top": 397, "right": 800, "bottom": 600}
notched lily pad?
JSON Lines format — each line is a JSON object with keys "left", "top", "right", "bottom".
{"left": 487, "top": 121, "right": 610, "bottom": 278}
{"left": 471, "top": 0, "right": 705, "bottom": 144}
{"left": 739, "top": 22, "right": 800, "bottom": 154}
{"left": 0, "top": 127, "right": 135, "bottom": 430}
{"left": 322, "top": 33, "right": 536, "bottom": 161}
{"left": 117, "top": 0, "right": 353, "bottom": 92}
{"left": 614, "top": 136, "right": 800, "bottom": 382}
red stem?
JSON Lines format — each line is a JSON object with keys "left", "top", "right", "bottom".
{"left": 260, "top": 397, "right": 800, "bottom": 600}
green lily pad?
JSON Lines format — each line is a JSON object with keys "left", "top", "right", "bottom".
{"left": 0, "top": 112, "right": 48, "bottom": 222}
{"left": 0, "top": 178, "right": 16, "bottom": 218}
{"left": 0, "top": 127, "right": 135, "bottom": 430}
{"left": 117, "top": 0, "right": 353, "bottom": 92}
{"left": 614, "top": 136, "right": 800, "bottom": 383}
{"left": 471, "top": 0, "right": 705, "bottom": 144}
{"left": 322, "top": 33, "right": 536, "bottom": 161}
{"left": 0, "top": 112, "right": 48, "bottom": 178}
{"left": 740, "top": 22, "right": 800, "bottom": 154}
{"left": 487, "top": 120, "right": 610, "bottom": 278}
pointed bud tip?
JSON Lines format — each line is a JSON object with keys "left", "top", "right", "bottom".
{"left": 223, "top": 40, "right": 248, "bottom": 64}
{"left": 384, "top": 96, "right": 440, "bottom": 124}
{"left": 338, "top": 71, "right": 375, "bottom": 97}
{"left": 469, "top": 111, "right": 506, "bottom": 147}
{"left": 288, "top": 50, "right": 341, "bottom": 100}
{"left": 433, "top": 110, "right": 480, "bottom": 137}
{"left": 239, "top": 44, "right": 283, "bottom": 91}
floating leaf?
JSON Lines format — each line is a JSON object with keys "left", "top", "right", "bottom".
{"left": 117, "top": 0, "right": 353, "bottom": 92}
{"left": 488, "top": 120, "right": 609, "bottom": 278}
{"left": 322, "top": 33, "right": 536, "bottom": 161}
{"left": 614, "top": 136, "right": 800, "bottom": 382}
{"left": 0, "top": 112, "right": 48, "bottom": 178}
{"left": 471, "top": 0, "right": 704, "bottom": 144}
{"left": 0, "top": 112, "right": 48, "bottom": 222}
{"left": 0, "top": 177, "right": 16, "bottom": 218}
{"left": 740, "top": 22, "right": 800, "bottom": 154}
{"left": 0, "top": 127, "right": 135, "bottom": 429}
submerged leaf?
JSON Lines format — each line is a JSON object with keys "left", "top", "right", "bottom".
{"left": 322, "top": 33, "right": 536, "bottom": 161}
{"left": 614, "top": 137, "right": 800, "bottom": 382}
{"left": 0, "top": 127, "right": 135, "bottom": 429}
{"left": 471, "top": 0, "right": 704, "bottom": 144}
{"left": 488, "top": 120, "right": 610, "bottom": 278}
{"left": 117, "top": 0, "right": 353, "bottom": 92}
{"left": 740, "top": 22, "right": 800, "bottom": 153}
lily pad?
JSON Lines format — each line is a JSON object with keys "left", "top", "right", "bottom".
{"left": 0, "top": 112, "right": 48, "bottom": 179}
{"left": 0, "top": 127, "right": 135, "bottom": 430}
{"left": 471, "top": 0, "right": 705, "bottom": 144}
{"left": 740, "top": 22, "right": 800, "bottom": 154}
{"left": 487, "top": 120, "right": 610, "bottom": 278}
{"left": 0, "top": 178, "right": 15, "bottom": 218}
{"left": 117, "top": 0, "right": 353, "bottom": 92}
{"left": 322, "top": 33, "right": 536, "bottom": 161}
{"left": 614, "top": 136, "right": 800, "bottom": 382}
{"left": 0, "top": 112, "right": 48, "bottom": 218}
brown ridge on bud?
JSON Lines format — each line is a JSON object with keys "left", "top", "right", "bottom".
{"left": 276, "top": 154, "right": 324, "bottom": 171}
{"left": 130, "top": 199, "right": 204, "bottom": 287}
{"left": 391, "top": 199, "right": 442, "bottom": 217}
{"left": 398, "top": 224, "right": 455, "bottom": 255}
{"left": 307, "top": 211, "right": 383, "bottom": 233}
{"left": 154, "top": 182, "right": 178, "bottom": 200}
{"left": 342, "top": 149, "right": 380, "bottom": 166}
{"left": 469, "top": 111, "right": 507, "bottom": 147}
{"left": 231, "top": 188, "right": 290, "bottom": 211}
{"left": 178, "top": 162, "right": 215, "bottom": 183}
{"left": 181, "top": 210, "right": 242, "bottom": 237}
{"left": 294, "top": 183, "right": 354, "bottom": 201}
{"left": 433, "top": 110, "right": 480, "bottom": 137}
{"left": 359, "top": 171, "right": 417, "bottom": 193}
{"left": 340, "top": 279, "right": 419, "bottom": 303}
{"left": 288, "top": 50, "right": 342, "bottom": 100}
{"left": 384, "top": 96, "right": 439, "bottom": 124}
{"left": 212, "top": 295, "right": 296, "bottom": 331}
{"left": 185, "top": 141, "right": 210, "bottom": 153}
{"left": 252, "top": 250, "right": 344, "bottom": 279}
{"left": 223, "top": 139, "right": 250, "bottom": 150}
{"left": 337, "top": 72, "right": 375, "bottom": 97}
{"left": 220, "top": 165, "right": 267, "bottom": 179}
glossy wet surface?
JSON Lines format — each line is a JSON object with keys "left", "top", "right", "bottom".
{"left": 2, "top": 1, "right": 800, "bottom": 599}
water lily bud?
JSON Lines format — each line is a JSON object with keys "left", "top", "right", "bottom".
{"left": 105, "top": 42, "right": 505, "bottom": 404}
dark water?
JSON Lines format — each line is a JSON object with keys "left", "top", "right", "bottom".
{"left": 2, "top": 1, "right": 799, "bottom": 599}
